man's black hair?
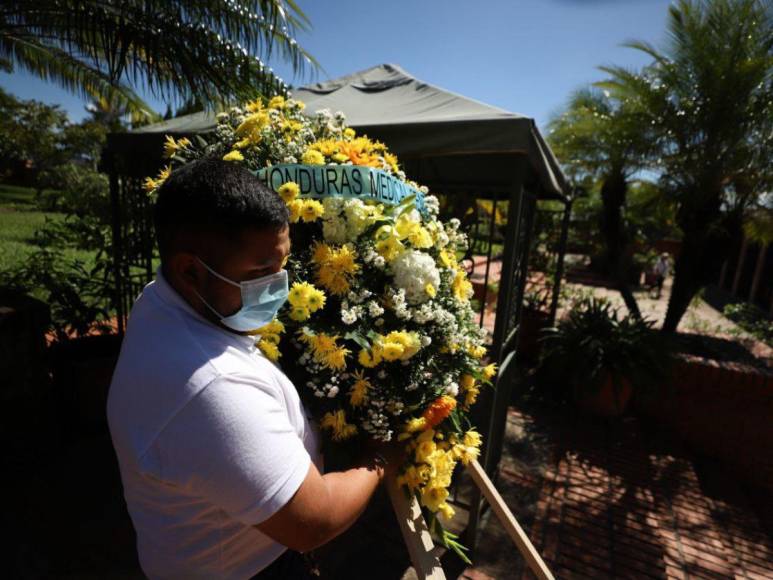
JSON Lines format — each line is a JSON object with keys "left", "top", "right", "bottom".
{"left": 153, "top": 157, "right": 289, "bottom": 259}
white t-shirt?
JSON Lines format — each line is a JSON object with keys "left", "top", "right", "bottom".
{"left": 107, "top": 270, "right": 321, "bottom": 580}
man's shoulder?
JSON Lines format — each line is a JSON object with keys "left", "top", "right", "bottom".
{"left": 107, "top": 285, "right": 278, "bottom": 459}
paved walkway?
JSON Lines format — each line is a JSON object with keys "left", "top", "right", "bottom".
{"left": 462, "top": 406, "right": 773, "bottom": 580}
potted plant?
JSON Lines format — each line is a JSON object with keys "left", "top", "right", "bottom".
{"left": 539, "top": 298, "right": 671, "bottom": 417}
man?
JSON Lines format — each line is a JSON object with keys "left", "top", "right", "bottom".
{"left": 108, "top": 158, "right": 396, "bottom": 579}
{"left": 651, "top": 252, "right": 670, "bottom": 299}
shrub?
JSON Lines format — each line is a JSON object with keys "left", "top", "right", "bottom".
{"left": 723, "top": 302, "right": 773, "bottom": 346}
{"left": 538, "top": 298, "right": 673, "bottom": 404}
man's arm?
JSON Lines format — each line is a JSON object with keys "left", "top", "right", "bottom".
{"left": 257, "top": 445, "right": 401, "bottom": 552}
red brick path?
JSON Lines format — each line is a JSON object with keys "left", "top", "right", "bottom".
{"left": 466, "top": 408, "right": 773, "bottom": 580}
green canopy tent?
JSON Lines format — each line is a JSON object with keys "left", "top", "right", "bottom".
{"left": 120, "top": 63, "right": 566, "bottom": 197}
{"left": 103, "top": 63, "right": 570, "bottom": 550}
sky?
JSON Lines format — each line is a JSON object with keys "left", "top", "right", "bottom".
{"left": 0, "top": 0, "right": 674, "bottom": 134}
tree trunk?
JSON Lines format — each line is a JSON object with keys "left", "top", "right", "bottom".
{"left": 731, "top": 236, "right": 749, "bottom": 295}
{"left": 662, "top": 194, "right": 741, "bottom": 332}
{"left": 662, "top": 244, "right": 702, "bottom": 332}
{"left": 599, "top": 170, "right": 641, "bottom": 319}
{"left": 748, "top": 242, "right": 768, "bottom": 304}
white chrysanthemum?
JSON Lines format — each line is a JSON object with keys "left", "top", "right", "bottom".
{"left": 321, "top": 197, "right": 347, "bottom": 243}
{"left": 343, "top": 199, "right": 380, "bottom": 238}
{"left": 392, "top": 250, "right": 441, "bottom": 305}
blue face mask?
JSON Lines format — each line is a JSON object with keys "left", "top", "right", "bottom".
{"left": 195, "top": 258, "right": 289, "bottom": 332}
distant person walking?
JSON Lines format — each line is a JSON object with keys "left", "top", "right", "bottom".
{"left": 651, "top": 253, "right": 670, "bottom": 299}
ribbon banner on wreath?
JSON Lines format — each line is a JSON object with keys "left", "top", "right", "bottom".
{"left": 255, "top": 164, "right": 426, "bottom": 212}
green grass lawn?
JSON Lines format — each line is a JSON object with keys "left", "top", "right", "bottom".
{"left": 0, "top": 184, "right": 95, "bottom": 275}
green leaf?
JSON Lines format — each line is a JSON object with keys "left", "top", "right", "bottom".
{"left": 343, "top": 331, "right": 370, "bottom": 350}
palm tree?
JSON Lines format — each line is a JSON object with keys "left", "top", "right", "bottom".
{"left": 599, "top": 0, "right": 773, "bottom": 332}
{"left": 0, "top": 1, "right": 317, "bottom": 120}
{"left": 549, "top": 88, "right": 655, "bottom": 318}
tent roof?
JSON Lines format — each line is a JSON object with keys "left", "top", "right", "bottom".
{"left": 120, "top": 64, "right": 567, "bottom": 199}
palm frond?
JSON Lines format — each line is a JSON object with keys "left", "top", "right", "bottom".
{"left": 0, "top": 0, "right": 319, "bottom": 109}
{"left": 0, "top": 33, "right": 156, "bottom": 120}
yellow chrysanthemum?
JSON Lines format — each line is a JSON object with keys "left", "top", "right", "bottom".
{"left": 235, "top": 112, "right": 269, "bottom": 141}
{"left": 143, "top": 165, "right": 171, "bottom": 193}
{"left": 404, "top": 417, "right": 428, "bottom": 433}
{"left": 437, "top": 502, "right": 456, "bottom": 520}
{"left": 331, "top": 152, "right": 348, "bottom": 164}
{"left": 453, "top": 429, "right": 483, "bottom": 465}
{"left": 288, "top": 281, "right": 314, "bottom": 308}
{"left": 381, "top": 342, "right": 405, "bottom": 362}
{"left": 425, "top": 283, "right": 437, "bottom": 298}
{"left": 426, "top": 449, "right": 455, "bottom": 488}
{"left": 375, "top": 236, "right": 405, "bottom": 262}
{"left": 460, "top": 374, "right": 476, "bottom": 391}
{"left": 395, "top": 215, "right": 419, "bottom": 240}
{"left": 252, "top": 319, "right": 285, "bottom": 337}
{"left": 482, "top": 363, "right": 498, "bottom": 380}
{"left": 268, "top": 95, "right": 286, "bottom": 110}
{"left": 464, "top": 429, "right": 482, "bottom": 448}
{"left": 306, "top": 287, "right": 326, "bottom": 312}
{"left": 308, "top": 332, "right": 337, "bottom": 354}
{"left": 320, "top": 409, "right": 357, "bottom": 442}
{"left": 301, "top": 149, "right": 325, "bottom": 165}
{"left": 302, "top": 332, "right": 349, "bottom": 370}
{"left": 383, "top": 331, "right": 421, "bottom": 360}
{"left": 452, "top": 270, "right": 473, "bottom": 303}
{"left": 257, "top": 339, "right": 280, "bottom": 361}
{"left": 287, "top": 200, "right": 303, "bottom": 223}
{"left": 300, "top": 199, "right": 324, "bottom": 222}
{"left": 143, "top": 177, "right": 158, "bottom": 192}
{"left": 468, "top": 344, "right": 487, "bottom": 359}
{"left": 420, "top": 486, "right": 449, "bottom": 512}
{"left": 163, "top": 135, "right": 190, "bottom": 158}
{"left": 244, "top": 98, "right": 263, "bottom": 113}
{"left": 408, "top": 226, "right": 433, "bottom": 249}
{"left": 322, "top": 346, "right": 349, "bottom": 370}
{"left": 349, "top": 370, "right": 371, "bottom": 407}
{"left": 278, "top": 181, "right": 300, "bottom": 203}
{"left": 289, "top": 306, "right": 311, "bottom": 322}
{"left": 343, "top": 127, "right": 356, "bottom": 139}
{"left": 260, "top": 332, "right": 281, "bottom": 345}
{"left": 414, "top": 439, "right": 437, "bottom": 464}
{"left": 464, "top": 384, "right": 480, "bottom": 408}
{"left": 315, "top": 244, "right": 359, "bottom": 296}
{"left": 223, "top": 150, "right": 244, "bottom": 162}
{"left": 397, "top": 464, "right": 431, "bottom": 491}
{"left": 309, "top": 138, "right": 339, "bottom": 157}
{"left": 311, "top": 242, "right": 332, "bottom": 264}
{"left": 358, "top": 348, "right": 380, "bottom": 368}
{"left": 438, "top": 249, "right": 458, "bottom": 270}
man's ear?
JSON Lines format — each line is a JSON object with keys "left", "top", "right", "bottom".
{"left": 169, "top": 252, "right": 202, "bottom": 290}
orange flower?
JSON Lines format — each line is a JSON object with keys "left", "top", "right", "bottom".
{"left": 421, "top": 395, "right": 457, "bottom": 428}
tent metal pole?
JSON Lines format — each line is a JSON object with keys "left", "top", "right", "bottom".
{"left": 465, "top": 155, "right": 528, "bottom": 552}
{"left": 549, "top": 198, "right": 572, "bottom": 325}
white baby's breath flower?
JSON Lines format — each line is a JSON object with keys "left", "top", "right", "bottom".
{"left": 367, "top": 301, "right": 384, "bottom": 317}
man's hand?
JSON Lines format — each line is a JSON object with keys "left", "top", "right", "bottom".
{"left": 366, "top": 438, "right": 408, "bottom": 480}
{"left": 256, "top": 440, "right": 407, "bottom": 552}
